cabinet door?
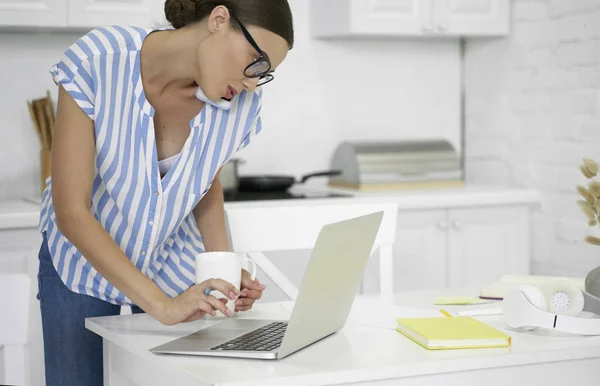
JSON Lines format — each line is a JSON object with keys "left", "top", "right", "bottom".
{"left": 433, "top": 0, "right": 510, "bottom": 36}
{"left": 351, "top": 0, "right": 434, "bottom": 35}
{"left": 392, "top": 209, "right": 448, "bottom": 291}
{"left": 67, "top": 0, "right": 167, "bottom": 28}
{"left": 447, "top": 206, "right": 530, "bottom": 288}
{"left": 0, "top": 0, "right": 67, "bottom": 27}
{"left": 0, "top": 229, "right": 43, "bottom": 386}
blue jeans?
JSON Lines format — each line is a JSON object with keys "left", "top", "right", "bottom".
{"left": 37, "top": 232, "right": 145, "bottom": 386}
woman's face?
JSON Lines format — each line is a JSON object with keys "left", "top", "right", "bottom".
{"left": 196, "top": 7, "right": 289, "bottom": 102}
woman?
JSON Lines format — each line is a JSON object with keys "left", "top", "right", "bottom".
{"left": 37, "top": 0, "right": 294, "bottom": 384}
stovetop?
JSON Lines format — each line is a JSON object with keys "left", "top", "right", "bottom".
{"left": 223, "top": 190, "right": 352, "bottom": 202}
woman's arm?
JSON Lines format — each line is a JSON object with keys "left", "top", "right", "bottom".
{"left": 193, "top": 171, "right": 265, "bottom": 311}
{"left": 193, "top": 169, "right": 230, "bottom": 252}
{"left": 52, "top": 85, "right": 237, "bottom": 324}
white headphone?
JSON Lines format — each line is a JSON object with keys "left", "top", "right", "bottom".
{"left": 502, "top": 279, "right": 600, "bottom": 335}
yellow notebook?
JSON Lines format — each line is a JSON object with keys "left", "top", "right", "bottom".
{"left": 396, "top": 316, "right": 511, "bottom": 350}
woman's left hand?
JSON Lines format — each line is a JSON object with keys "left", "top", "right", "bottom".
{"left": 236, "top": 269, "right": 266, "bottom": 312}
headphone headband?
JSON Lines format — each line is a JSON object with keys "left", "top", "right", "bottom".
{"left": 503, "top": 288, "right": 600, "bottom": 336}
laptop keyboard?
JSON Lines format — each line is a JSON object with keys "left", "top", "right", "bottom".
{"left": 210, "top": 321, "right": 288, "bottom": 352}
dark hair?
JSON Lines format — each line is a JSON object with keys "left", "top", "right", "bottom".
{"left": 164, "top": 0, "right": 294, "bottom": 49}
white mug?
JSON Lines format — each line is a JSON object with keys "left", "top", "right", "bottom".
{"left": 195, "top": 251, "right": 257, "bottom": 315}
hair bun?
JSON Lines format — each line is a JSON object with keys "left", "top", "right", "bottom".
{"left": 165, "top": 0, "right": 196, "bottom": 29}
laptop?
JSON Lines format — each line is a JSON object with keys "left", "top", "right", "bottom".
{"left": 149, "top": 210, "right": 384, "bottom": 360}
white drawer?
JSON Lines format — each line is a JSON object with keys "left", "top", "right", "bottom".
{"left": 0, "top": 228, "right": 42, "bottom": 252}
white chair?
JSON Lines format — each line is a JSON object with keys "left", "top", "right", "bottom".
{"left": 0, "top": 273, "right": 30, "bottom": 386}
{"left": 225, "top": 201, "right": 398, "bottom": 301}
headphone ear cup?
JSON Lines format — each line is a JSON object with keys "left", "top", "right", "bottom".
{"left": 540, "top": 279, "right": 585, "bottom": 316}
{"left": 517, "top": 284, "right": 547, "bottom": 311}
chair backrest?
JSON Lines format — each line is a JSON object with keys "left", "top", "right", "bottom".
{"left": 0, "top": 273, "right": 30, "bottom": 344}
{"left": 225, "top": 200, "right": 398, "bottom": 300}
{"left": 225, "top": 201, "right": 397, "bottom": 252}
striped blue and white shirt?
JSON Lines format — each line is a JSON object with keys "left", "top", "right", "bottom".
{"left": 38, "top": 26, "right": 263, "bottom": 306}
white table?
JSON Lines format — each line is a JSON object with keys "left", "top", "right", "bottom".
{"left": 86, "top": 288, "right": 600, "bottom": 386}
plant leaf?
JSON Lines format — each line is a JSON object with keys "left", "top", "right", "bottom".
{"left": 580, "top": 204, "right": 596, "bottom": 221}
{"left": 583, "top": 158, "right": 600, "bottom": 176}
{"left": 585, "top": 235, "right": 600, "bottom": 246}
{"left": 577, "top": 199, "right": 597, "bottom": 214}
{"left": 589, "top": 181, "right": 600, "bottom": 198}
{"left": 594, "top": 199, "right": 600, "bottom": 213}
{"left": 581, "top": 165, "right": 594, "bottom": 179}
{"left": 577, "top": 185, "right": 596, "bottom": 206}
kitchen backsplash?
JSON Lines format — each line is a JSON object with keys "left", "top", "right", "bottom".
{"left": 0, "top": 0, "right": 461, "bottom": 200}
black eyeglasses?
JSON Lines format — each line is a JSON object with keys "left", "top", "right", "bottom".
{"left": 230, "top": 13, "right": 274, "bottom": 87}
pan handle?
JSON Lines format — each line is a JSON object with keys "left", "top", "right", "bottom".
{"left": 299, "top": 170, "right": 341, "bottom": 183}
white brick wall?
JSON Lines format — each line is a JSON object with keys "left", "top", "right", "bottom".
{"left": 465, "top": 0, "right": 600, "bottom": 277}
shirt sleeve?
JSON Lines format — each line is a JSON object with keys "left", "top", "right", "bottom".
{"left": 49, "top": 37, "right": 96, "bottom": 120}
{"left": 236, "top": 90, "right": 263, "bottom": 152}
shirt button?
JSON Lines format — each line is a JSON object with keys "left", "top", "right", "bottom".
{"left": 154, "top": 191, "right": 160, "bottom": 196}
{"left": 148, "top": 220, "right": 154, "bottom": 226}
{"left": 141, "top": 250, "right": 147, "bottom": 256}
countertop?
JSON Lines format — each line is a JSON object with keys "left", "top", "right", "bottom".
{"left": 0, "top": 184, "right": 541, "bottom": 231}
{"left": 86, "top": 288, "right": 600, "bottom": 386}
{"left": 0, "top": 198, "right": 41, "bottom": 230}
{"left": 270, "top": 182, "right": 542, "bottom": 210}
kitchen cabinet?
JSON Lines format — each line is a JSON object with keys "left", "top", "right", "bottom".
{"left": 392, "top": 209, "right": 448, "bottom": 291}
{"left": 0, "top": 0, "right": 67, "bottom": 27}
{"left": 67, "top": 0, "right": 166, "bottom": 29}
{"left": 310, "top": 0, "right": 510, "bottom": 38}
{"left": 0, "top": 227, "right": 43, "bottom": 386}
{"left": 0, "top": 0, "right": 166, "bottom": 29}
{"left": 446, "top": 206, "right": 529, "bottom": 287}
{"left": 433, "top": 0, "right": 510, "bottom": 36}
{"left": 311, "top": 0, "right": 432, "bottom": 37}
{"left": 393, "top": 205, "right": 529, "bottom": 291}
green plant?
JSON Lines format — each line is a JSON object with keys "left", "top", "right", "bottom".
{"left": 578, "top": 158, "right": 600, "bottom": 246}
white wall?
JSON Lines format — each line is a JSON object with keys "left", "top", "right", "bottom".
{"left": 465, "top": 0, "right": 600, "bottom": 277}
{"left": 239, "top": 0, "right": 461, "bottom": 177}
{"left": 0, "top": 0, "right": 461, "bottom": 199}
{"left": 0, "top": 31, "right": 83, "bottom": 200}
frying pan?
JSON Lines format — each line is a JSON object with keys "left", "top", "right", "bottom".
{"left": 238, "top": 170, "right": 341, "bottom": 192}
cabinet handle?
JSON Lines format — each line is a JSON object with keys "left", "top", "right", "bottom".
{"left": 436, "top": 23, "right": 447, "bottom": 32}
{"left": 437, "top": 220, "right": 449, "bottom": 230}
{"left": 451, "top": 221, "right": 462, "bottom": 230}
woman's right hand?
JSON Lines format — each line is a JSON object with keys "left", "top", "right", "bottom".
{"left": 158, "top": 279, "right": 240, "bottom": 326}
